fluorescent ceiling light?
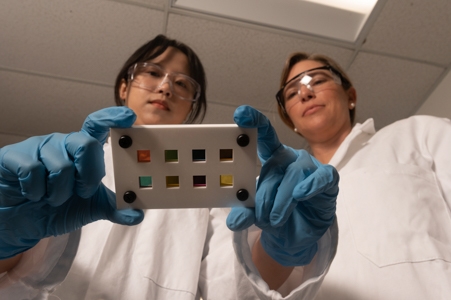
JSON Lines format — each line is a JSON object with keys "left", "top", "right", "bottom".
{"left": 303, "top": 0, "right": 377, "bottom": 15}
{"left": 172, "top": 0, "right": 379, "bottom": 43}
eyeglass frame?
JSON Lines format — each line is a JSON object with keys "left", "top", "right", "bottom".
{"left": 127, "top": 62, "right": 201, "bottom": 102}
{"left": 276, "top": 65, "right": 350, "bottom": 115}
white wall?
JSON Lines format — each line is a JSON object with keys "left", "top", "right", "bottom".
{"left": 416, "top": 69, "right": 451, "bottom": 118}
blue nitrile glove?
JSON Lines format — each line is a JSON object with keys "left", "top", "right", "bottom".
{"left": 226, "top": 105, "right": 338, "bottom": 266}
{"left": 0, "top": 107, "right": 144, "bottom": 259}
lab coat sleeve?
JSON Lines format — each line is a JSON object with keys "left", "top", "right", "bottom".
{"left": 198, "top": 208, "right": 338, "bottom": 299}
{"left": 0, "top": 141, "right": 116, "bottom": 298}
{"left": 420, "top": 116, "right": 451, "bottom": 209}
{"left": 0, "top": 231, "right": 80, "bottom": 299}
{"left": 233, "top": 218, "right": 338, "bottom": 299}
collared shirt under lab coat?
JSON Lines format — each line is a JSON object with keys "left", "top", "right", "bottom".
{"left": 316, "top": 115, "right": 451, "bottom": 300}
{"left": 0, "top": 138, "right": 338, "bottom": 299}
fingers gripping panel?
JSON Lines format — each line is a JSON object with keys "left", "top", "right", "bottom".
{"left": 110, "top": 125, "right": 257, "bottom": 209}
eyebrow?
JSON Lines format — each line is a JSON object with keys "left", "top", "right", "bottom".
{"left": 286, "top": 67, "right": 332, "bottom": 85}
{"left": 145, "top": 62, "right": 192, "bottom": 77}
{"left": 298, "top": 69, "right": 331, "bottom": 78}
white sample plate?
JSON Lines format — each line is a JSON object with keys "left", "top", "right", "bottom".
{"left": 110, "top": 124, "right": 257, "bottom": 209}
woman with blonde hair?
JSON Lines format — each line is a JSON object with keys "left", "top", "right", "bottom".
{"left": 275, "top": 51, "right": 451, "bottom": 299}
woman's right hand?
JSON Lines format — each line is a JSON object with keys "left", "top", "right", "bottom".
{"left": 0, "top": 107, "right": 144, "bottom": 259}
{"left": 227, "top": 105, "right": 338, "bottom": 267}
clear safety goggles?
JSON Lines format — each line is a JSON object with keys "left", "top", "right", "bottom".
{"left": 276, "top": 65, "right": 344, "bottom": 114}
{"left": 128, "top": 62, "right": 201, "bottom": 102}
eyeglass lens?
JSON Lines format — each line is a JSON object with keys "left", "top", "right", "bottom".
{"left": 131, "top": 63, "right": 199, "bottom": 101}
{"left": 282, "top": 69, "right": 341, "bottom": 104}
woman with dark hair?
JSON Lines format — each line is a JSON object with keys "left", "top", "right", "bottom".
{"left": 113, "top": 34, "right": 207, "bottom": 124}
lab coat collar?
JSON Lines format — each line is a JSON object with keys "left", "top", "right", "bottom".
{"left": 328, "top": 118, "right": 376, "bottom": 168}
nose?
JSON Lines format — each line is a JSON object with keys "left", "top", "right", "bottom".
{"left": 299, "top": 84, "right": 314, "bottom": 102}
{"left": 157, "top": 75, "right": 173, "bottom": 97}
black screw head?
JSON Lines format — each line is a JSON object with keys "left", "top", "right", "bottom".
{"left": 236, "top": 189, "right": 249, "bottom": 201}
{"left": 119, "top": 135, "right": 133, "bottom": 148}
{"left": 123, "top": 191, "right": 137, "bottom": 203}
{"left": 236, "top": 134, "right": 250, "bottom": 147}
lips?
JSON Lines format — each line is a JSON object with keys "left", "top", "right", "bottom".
{"left": 303, "top": 104, "right": 324, "bottom": 116}
{"left": 148, "top": 99, "right": 169, "bottom": 110}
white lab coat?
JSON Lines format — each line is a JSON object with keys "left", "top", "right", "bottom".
{"left": 0, "top": 139, "right": 338, "bottom": 299}
{"left": 316, "top": 116, "right": 451, "bottom": 300}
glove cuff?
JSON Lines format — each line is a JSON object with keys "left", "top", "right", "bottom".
{"left": 0, "top": 244, "right": 35, "bottom": 260}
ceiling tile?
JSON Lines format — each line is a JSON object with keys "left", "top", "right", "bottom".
{"left": 348, "top": 52, "right": 444, "bottom": 129}
{"left": 363, "top": 0, "right": 451, "bottom": 65}
{"left": 0, "top": 0, "right": 164, "bottom": 84}
{"left": 0, "top": 70, "right": 114, "bottom": 137}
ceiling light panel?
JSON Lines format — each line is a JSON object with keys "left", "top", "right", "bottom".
{"left": 172, "top": 0, "right": 379, "bottom": 43}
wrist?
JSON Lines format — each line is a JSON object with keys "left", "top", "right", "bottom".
{"left": 0, "top": 252, "right": 23, "bottom": 273}
{"left": 252, "top": 236, "right": 294, "bottom": 290}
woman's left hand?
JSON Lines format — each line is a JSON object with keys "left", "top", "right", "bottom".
{"left": 227, "top": 105, "right": 338, "bottom": 266}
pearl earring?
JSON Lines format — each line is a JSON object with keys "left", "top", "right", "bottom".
{"left": 294, "top": 128, "right": 298, "bottom": 132}
{"left": 350, "top": 102, "right": 355, "bottom": 109}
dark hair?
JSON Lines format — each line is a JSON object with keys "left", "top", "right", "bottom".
{"left": 277, "top": 52, "right": 355, "bottom": 130}
{"left": 114, "top": 34, "right": 207, "bottom": 124}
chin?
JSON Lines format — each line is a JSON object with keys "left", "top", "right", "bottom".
{"left": 138, "top": 115, "right": 185, "bottom": 125}
{"left": 135, "top": 115, "right": 162, "bottom": 125}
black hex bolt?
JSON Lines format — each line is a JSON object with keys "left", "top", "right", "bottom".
{"left": 123, "top": 191, "right": 137, "bottom": 203}
{"left": 119, "top": 135, "right": 133, "bottom": 148}
{"left": 236, "top": 134, "right": 250, "bottom": 147}
{"left": 236, "top": 189, "right": 249, "bottom": 201}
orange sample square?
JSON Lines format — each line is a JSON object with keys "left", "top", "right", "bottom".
{"left": 137, "top": 150, "right": 151, "bottom": 162}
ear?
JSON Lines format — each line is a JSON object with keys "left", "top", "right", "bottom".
{"left": 347, "top": 87, "right": 357, "bottom": 107}
{"left": 119, "top": 79, "right": 128, "bottom": 102}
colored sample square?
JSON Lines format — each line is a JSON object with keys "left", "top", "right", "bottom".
{"left": 139, "top": 176, "right": 152, "bottom": 188}
{"left": 192, "top": 149, "right": 206, "bottom": 162}
{"left": 137, "top": 150, "right": 151, "bottom": 162}
{"left": 165, "top": 150, "right": 178, "bottom": 162}
{"left": 166, "top": 176, "right": 179, "bottom": 188}
{"left": 220, "top": 175, "right": 233, "bottom": 187}
{"left": 220, "top": 149, "right": 233, "bottom": 161}
{"left": 193, "top": 175, "right": 206, "bottom": 187}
